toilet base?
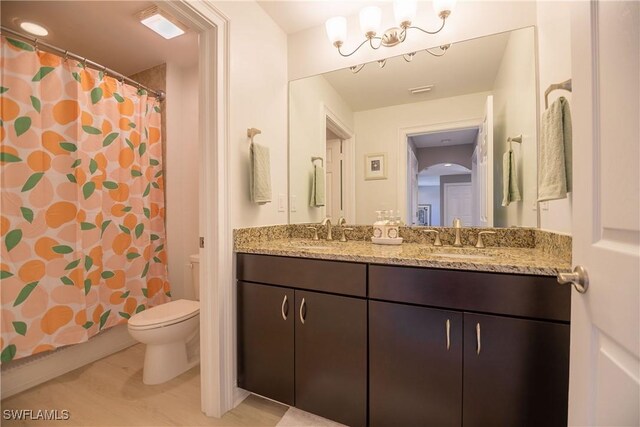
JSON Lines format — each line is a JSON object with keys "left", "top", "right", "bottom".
{"left": 142, "top": 338, "right": 199, "bottom": 385}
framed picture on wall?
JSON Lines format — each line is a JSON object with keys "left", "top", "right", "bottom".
{"left": 364, "top": 152, "right": 387, "bottom": 180}
{"left": 418, "top": 204, "right": 432, "bottom": 226}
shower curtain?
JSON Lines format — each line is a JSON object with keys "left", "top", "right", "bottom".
{"left": 0, "top": 36, "right": 171, "bottom": 362}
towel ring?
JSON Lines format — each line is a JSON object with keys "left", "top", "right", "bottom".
{"left": 311, "top": 156, "right": 324, "bottom": 168}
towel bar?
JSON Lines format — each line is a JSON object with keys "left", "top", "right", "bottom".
{"left": 311, "top": 156, "right": 324, "bottom": 168}
{"left": 544, "top": 79, "right": 572, "bottom": 109}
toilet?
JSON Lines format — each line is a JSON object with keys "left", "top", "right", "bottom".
{"left": 128, "top": 254, "right": 200, "bottom": 385}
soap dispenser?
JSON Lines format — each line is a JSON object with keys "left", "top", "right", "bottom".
{"left": 386, "top": 210, "right": 399, "bottom": 239}
{"left": 373, "top": 211, "right": 385, "bottom": 238}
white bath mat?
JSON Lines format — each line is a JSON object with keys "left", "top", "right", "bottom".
{"left": 276, "top": 407, "right": 347, "bottom": 427}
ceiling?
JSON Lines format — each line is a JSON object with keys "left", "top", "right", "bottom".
{"left": 418, "top": 163, "right": 470, "bottom": 186}
{"left": 258, "top": 1, "right": 389, "bottom": 35}
{"left": 410, "top": 128, "right": 479, "bottom": 149}
{"left": 0, "top": 1, "right": 199, "bottom": 76}
{"left": 320, "top": 30, "right": 510, "bottom": 111}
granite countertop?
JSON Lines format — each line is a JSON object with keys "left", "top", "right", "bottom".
{"left": 235, "top": 238, "right": 571, "bottom": 276}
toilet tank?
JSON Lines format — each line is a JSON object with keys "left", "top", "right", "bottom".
{"left": 189, "top": 254, "right": 200, "bottom": 301}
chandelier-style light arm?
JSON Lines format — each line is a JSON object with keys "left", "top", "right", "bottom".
{"left": 337, "top": 38, "right": 370, "bottom": 57}
{"left": 407, "top": 18, "right": 447, "bottom": 36}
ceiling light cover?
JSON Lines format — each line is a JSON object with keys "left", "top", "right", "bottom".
{"left": 325, "top": 16, "right": 347, "bottom": 45}
{"left": 139, "top": 7, "right": 186, "bottom": 39}
{"left": 19, "top": 22, "right": 48, "bottom": 37}
{"left": 444, "top": 163, "right": 453, "bottom": 167}
{"left": 359, "top": 6, "right": 382, "bottom": 36}
{"left": 394, "top": 0, "right": 417, "bottom": 27}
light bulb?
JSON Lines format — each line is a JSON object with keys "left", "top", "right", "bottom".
{"left": 359, "top": 6, "right": 382, "bottom": 38}
{"left": 394, "top": 0, "right": 417, "bottom": 28}
{"left": 433, "top": 0, "right": 456, "bottom": 19}
{"left": 325, "top": 16, "right": 347, "bottom": 47}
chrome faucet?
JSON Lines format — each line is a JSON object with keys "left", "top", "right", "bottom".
{"left": 452, "top": 218, "right": 463, "bottom": 247}
{"left": 320, "top": 217, "right": 333, "bottom": 241}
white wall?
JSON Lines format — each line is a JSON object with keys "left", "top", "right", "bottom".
{"left": 289, "top": 75, "right": 354, "bottom": 223}
{"left": 165, "top": 63, "right": 200, "bottom": 300}
{"left": 214, "top": 1, "right": 289, "bottom": 230}
{"left": 288, "top": 1, "right": 538, "bottom": 80}
{"left": 536, "top": 1, "right": 573, "bottom": 234}
{"left": 491, "top": 27, "right": 537, "bottom": 228}
{"left": 353, "top": 92, "right": 489, "bottom": 224}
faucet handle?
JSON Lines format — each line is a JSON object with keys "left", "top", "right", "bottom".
{"left": 422, "top": 229, "right": 442, "bottom": 246}
{"left": 452, "top": 218, "right": 462, "bottom": 228}
{"left": 475, "top": 230, "right": 497, "bottom": 248}
{"left": 306, "top": 226, "right": 319, "bottom": 241}
{"left": 340, "top": 227, "right": 354, "bottom": 242}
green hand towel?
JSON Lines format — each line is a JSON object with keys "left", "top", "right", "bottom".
{"left": 250, "top": 142, "right": 272, "bottom": 204}
{"left": 309, "top": 164, "right": 325, "bottom": 207}
{"left": 502, "top": 149, "right": 522, "bottom": 206}
{"left": 538, "top": 97, "right": 572, "bottom": 201}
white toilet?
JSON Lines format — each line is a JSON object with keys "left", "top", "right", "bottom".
{"left": 128, "top": 254, "right": 200, "bottom": 385}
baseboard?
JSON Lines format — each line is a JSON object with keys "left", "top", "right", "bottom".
{"left": 1, "top": 324, "right": 136, "bottom": 400}
{"left": 233, "top": 386, "right": 250, "bottom": 408}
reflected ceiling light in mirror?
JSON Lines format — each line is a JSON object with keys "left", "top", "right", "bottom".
{"left": 444, "top": 163, "right": 453, "bottom": 167}
{"left": 325, "top": 0, "right": 455, "bottom": 57}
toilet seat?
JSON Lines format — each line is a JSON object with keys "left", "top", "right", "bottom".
{"left": 128, "top": 299, "right": 199, "bottom": 331}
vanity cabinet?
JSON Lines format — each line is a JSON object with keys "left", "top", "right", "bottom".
{"left": 369, "top": 301, "right": 463, "bottom": 427}
{"left": 237, "top": 254, "right": 571, "bottom": 427}
{"left": 237, "top": 254, "right": 367, "bottom": 427}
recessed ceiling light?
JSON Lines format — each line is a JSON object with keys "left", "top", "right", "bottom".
{"left": 138, "top": 6, "right": 186, "bottom": 40}
{"left": 19, "top": 21, "right": 48, "bottom": 37}
{"left": 444, "top": 163, "right": 452, "bottom": 167}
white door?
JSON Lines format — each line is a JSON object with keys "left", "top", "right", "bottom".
{"left": 568, "top": 2, "right": 639, "bottom": 425}
{"left": 325, "top": 139, "right": 342, "bottom": 220}
{"left": 478, "top": 96, "right": 493, "bottom": 227}
{"left": 443, "top": 182, "right": 472, "bottom": 226}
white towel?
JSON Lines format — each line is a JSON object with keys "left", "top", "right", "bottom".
{"left": 502, "top": 149, "right": 522, "bottom": 206}
{"left": 309, "top": 164, "right": 325, "bottom": 207}
{"left": 538, "top": 97, "right": 572, "bottom": 201}
{"left": 250, "top": 142, "right": 272, "bottom": 204}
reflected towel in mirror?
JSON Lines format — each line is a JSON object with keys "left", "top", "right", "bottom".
{"left": 538, "top": 97, "right": 572, "bottom": 201}
{"left": 310, "top": 164, "right": 325, "bottom": 207}
{"left": 502, "top": 148, "right": 522, "bottom": 206}
{"left": 250, "top": 142, "right": 272, "bottom": 204}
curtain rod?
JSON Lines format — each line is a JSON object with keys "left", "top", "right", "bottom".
{"left": 0, "top": 26, "right": 165, "bottom": 101}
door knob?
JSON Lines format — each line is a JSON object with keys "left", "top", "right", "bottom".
{"left": 557, "top": 265, "right": 589, "bottom": 294}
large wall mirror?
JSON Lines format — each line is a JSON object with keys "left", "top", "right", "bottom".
{"left": 289, "top": 27, "right": 538, "bottom": 227}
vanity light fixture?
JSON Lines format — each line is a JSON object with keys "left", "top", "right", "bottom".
{"left": 326, "top": 0, "right": 456, "bottom": 57}
{"left": 138, "top": 6, "right": 186, "bottom": 40}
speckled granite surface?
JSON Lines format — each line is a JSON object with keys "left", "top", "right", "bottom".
{"left": 233, "top": 225, "right": 572, "bottom": 276}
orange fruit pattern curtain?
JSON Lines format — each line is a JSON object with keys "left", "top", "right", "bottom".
{"left": 0, "top": 36, "right": 171, "bottom": 362}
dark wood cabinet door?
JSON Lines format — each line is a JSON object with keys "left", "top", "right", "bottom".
{"left": 369, "top": 301, "right": 463, "bottom": 427}
{"left": 463, "top": 313, "right": 570, "bottom": 427}
{"left": 295, "top": 290, "right": 367, "bottom": 427}
{"left": 237, "top": 281, "right": 294, "bottom": 405}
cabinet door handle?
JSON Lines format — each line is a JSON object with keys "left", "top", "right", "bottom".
{"left": 446, "top": 319, "right": 451, "bottom": 351}
{"left": 476, "top": 323, "right": 481, "bottom": 355}
{"left": 281, "top": 295, "right": 288, "bottom": 320}
{"left": 299, "top": 298, "right": 306, "bottom": 324}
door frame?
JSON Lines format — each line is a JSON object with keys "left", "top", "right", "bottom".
{"left": 161, "top": 1, "right": 232, "bottom": 418}
{"left": 397, "top": 119, "right": 481, "bottom": 224}
{"left": 323, "top": 106, "right": 355, "bottom": 224}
